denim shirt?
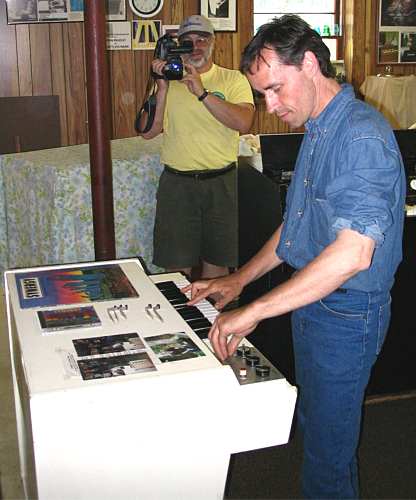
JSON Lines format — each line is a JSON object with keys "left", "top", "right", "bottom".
{"left": 276, "top": 84, "right": 406, "bottom": 292}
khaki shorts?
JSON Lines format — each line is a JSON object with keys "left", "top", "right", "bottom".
{"left": 153, "top": 166, "right": 238, "bottom": 268}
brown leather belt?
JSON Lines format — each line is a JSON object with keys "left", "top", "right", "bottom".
{"left": 164, "top": 162, "right": 236, "bottom": 179}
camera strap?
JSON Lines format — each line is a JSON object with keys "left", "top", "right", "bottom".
{"left": 135, "top": 93, "right": 157, "bottom": 134}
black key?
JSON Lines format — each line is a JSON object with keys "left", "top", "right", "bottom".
{"left": 170, "top": 296, "right": 188, "bottom": 306}
{"left": 156, "top": 281, "right": 186, "bottom": 299}
{"left": 162, "top": 289, "right": 187, "bottom": 300}
{"left": 186, "top": 317, "right": 212, "bottom": 329}
{"left": 193, "top": 327, "right": 211, "bottom": 339}
{"left": 176, "top": 307, "right": 205, "bottom": 320}
{"left": 155, "top": 281, "right": 178, "bottom": 291}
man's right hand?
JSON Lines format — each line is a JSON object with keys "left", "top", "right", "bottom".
{"left": 151, "top": 59, "right": 169, "bottom": 90}
{"left": 182, "top": 274, "right": 244, "bottom": 311}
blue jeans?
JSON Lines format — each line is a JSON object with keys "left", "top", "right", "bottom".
{"left": 291, "top": 288, "right": 391, "bottom": 499}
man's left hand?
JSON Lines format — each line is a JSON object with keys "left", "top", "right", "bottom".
{"left": 182, "top": 64, "right": 205, "bottom": 97}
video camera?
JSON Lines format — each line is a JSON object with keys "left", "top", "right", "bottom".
{"left": 135, "top": 34, "right": 193, "bottom": 133}
{"left": 153, "top": 34, "right": 193, "bottom": 80}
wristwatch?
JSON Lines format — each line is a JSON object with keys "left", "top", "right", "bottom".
{"left": 198, "top": 89, "right": 209, "bottom": 101}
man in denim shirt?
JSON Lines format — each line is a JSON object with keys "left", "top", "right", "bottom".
{"left": 186, "top": 15, "right": 406, "bottom": 499}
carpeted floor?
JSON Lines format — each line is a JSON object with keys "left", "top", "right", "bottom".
{"left": 225, "top": 393, "right": 416, "bottom": 499}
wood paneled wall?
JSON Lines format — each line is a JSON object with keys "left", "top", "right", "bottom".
{"left": 0, "top": 0, "right": 415, "bottom": 147}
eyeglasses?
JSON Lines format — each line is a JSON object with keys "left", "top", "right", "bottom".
{"left": 181, "top": 36, "right": 211, "bottom": 47}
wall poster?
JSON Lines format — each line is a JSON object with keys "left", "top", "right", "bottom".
{"left": 200, "top": 0, "right": 237, "bottom": 32}
{"left": 132, "top": 19, "right": 161, "bottom": 50}
{"left": 6, "top": 0, "right": 127, "bottom": 24}
{"left": 378, "top": 0, "right": 416, "bottom": 63}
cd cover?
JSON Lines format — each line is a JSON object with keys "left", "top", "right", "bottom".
{"left": 37, "top": 306, "right": 101, "bottom": 333}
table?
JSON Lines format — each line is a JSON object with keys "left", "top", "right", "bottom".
{"left": 360, "top": 75, "right": 416, "bottom": 129}
{"left": 0, "top": 136, "right": 163, "bottom": 275}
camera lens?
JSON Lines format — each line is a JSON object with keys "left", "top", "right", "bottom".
{"left": 163, "top": 57, "right": 184, "bottom": 80}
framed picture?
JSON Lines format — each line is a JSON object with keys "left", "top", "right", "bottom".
{"left": 105, "top": 0, "right": 126, "bottom": 21}
{"left": 379, "top": 0, "right": 416, "bottom": 29}
{"left": 200, "top": 0, "right": 237, "bottom": 32}
{"left": 69, "top": 0, "right": 85, "bottom": 22}
{"left": 400, "top": 31, "right": 416, "bottom": 61}
{"left": 6, "top": 0, "right": 45, "bottom": 23}
{"left": 378, "top": 0, "right": 416, "bottom": 63}
{"left": 162, "top": 24, "right": 180, "bottom": 37}
{"left": 38, "top": 0, "right": 69, "bottom": 22}
{"left": 378, "top": 31, "right": 400, "bottom": 63}
{"left": 132, "top": 19, "right": 161, "bottom": 50}
{"left": 6, "top": 0, "right": 126, "bottom": 24}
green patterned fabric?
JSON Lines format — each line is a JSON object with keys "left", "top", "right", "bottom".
{"left": 0, "top": 136, "right": 163, "bottom": 274}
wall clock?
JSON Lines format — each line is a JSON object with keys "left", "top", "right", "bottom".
{"left": 129, "top": 0, "right": 164, "bottom": 18}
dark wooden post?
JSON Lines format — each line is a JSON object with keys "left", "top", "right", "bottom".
{"left": 84, "top": 0, "right": 116, "bottom": 261}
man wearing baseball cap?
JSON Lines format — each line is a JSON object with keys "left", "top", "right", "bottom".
{"left": 177, "top": 14, "right": 215, "bottom": 37}
{"left": 139, "top": 15, "right": 255, "bottom": 281}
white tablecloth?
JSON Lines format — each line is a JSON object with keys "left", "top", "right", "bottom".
{"left": 360, "top": 75, "right": 416, "bottom": 129}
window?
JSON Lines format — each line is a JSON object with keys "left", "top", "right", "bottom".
{"left": 253, "top": 0, "right": 344, "bottom": 61}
